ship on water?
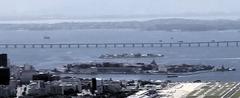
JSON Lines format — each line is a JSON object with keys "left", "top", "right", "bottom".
{"left": 99, "top": 53, "right": 164, "bottom": 59}
{"left": 43, "top": 36, "right": 51, "bottom": 40}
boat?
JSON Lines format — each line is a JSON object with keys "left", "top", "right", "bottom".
{"left": 99, "top": 53, "right": 164, "bottom": 59}
{"left": 167, "top": 75, "right": 178, "bottom": 78}
{"left": 43, "top": 36, "right": 51, "bottom": 40}
{"left": 215, "top": 66, "right": 236, "bottom": 72}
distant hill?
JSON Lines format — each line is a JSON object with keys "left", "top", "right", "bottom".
{"left": 1, "top": 18, "right": 240, "bottom": 31}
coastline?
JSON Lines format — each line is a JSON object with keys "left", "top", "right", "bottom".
{"left": 59, "top": 70, "right": 213, "bottom": 76}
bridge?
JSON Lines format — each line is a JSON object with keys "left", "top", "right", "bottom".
{"left": 0, "top": 41, "right": 239, "bottom": 48}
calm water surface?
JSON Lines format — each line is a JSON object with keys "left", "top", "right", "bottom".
{"left": 1, "top": 29, "right": 240, "bottom": 81}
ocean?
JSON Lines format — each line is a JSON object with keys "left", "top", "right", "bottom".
{"left": 1, "top": 29, "right": 240, "bottom": 81}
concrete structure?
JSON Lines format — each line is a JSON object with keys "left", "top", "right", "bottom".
{"left": 0, "top": 86, "right": 16, "bottom": 97}
{"left": 0, "top": 40, "right": 239, "bottom": 48}
{"left": 24, "top": 79, "right": 82, "bottom": 97}
{"left": 0, "top": 54, "right": 10, "bottom": 85}
{"left": 0, "top": 54, "right": 7, "bottom": 67}
{"left": 158, "top": 65, "right": 167, "bottom": 72}
{"left": 20, "top": 70, "right": 37, "bottom": 84}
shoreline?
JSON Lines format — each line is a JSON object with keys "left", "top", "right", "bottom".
{"left": 59, "top": 70, "right": 213, "bottom": 76}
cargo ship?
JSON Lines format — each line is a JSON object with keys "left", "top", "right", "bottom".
{"left": 99, "top": 53, "right": 164, "bottom": 59}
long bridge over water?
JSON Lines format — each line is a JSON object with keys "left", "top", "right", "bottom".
{"left": 0, "top": 41, "right": 240, "bottom": 48}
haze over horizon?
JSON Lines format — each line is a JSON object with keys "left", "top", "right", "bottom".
{"left": 1, "top": 0, "right": 240, "bottom": 20}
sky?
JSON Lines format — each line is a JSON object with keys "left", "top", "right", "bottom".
{"left": 1, "top": 0, "right": 240, "bottom": 20}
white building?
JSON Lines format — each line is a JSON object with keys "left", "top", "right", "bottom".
{"left": 27, "top": 81, "right": 63, "bottom": 96}
{"left": 158, "top": 65, "right": 167, "bottom": 72}
{"left": 26, "top": 79, "right": 82, "bottom": 97}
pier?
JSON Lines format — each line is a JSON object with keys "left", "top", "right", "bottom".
{"left": 0, "top": 41, "right": 239, "bottom": 48}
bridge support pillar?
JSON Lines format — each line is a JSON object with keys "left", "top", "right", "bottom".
{"left": 179, "top": 43, "right": 182, "bottom": 47}
{"left": 160, "top": 43, "right": 163, "bottom": 47}
{"left": 123, "top": 44, "right": 126, "bottom": 48}
{"left": 150, "top": 44, "right": 154, "bottom": 47}
{"left": 86, "top": 44, "right": 89, "bottom": 48}
{"left": 217, "top": 42, "right": 219, "bottom": 47}
{"left": 5, "top": 45, "right": 8, "bottom": 48}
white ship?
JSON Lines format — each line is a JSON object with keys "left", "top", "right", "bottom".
{"left": 99, "top": 53, "right": 164, "bottom": 59}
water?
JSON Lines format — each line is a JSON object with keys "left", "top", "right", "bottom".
{"left": 1, "top": 29, "right": 240, "bottom": 81}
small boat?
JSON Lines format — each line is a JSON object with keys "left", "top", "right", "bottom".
{"left": 178, "top": 41, "right": 184, "bottom": 43}
{"left": 43, "top": 36, "right": 51, "bottom": 40}
{"left": 167, "top": 75, "right": 178, "bottom": 78}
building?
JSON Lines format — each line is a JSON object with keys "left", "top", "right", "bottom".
{"left": 158, "top": 65, "right": 167, "bottom": 72}
{"left": 19, "top": 65, "right": 37, "bottom": 84}
{"left": 33, "top": 73, "right": 60, "bottom": 82}
{"left": 0, "top": 54, "right": 17, "bottom": 97}
{"left": 0, "top": 86, "right": 16, "bottom": 98}
{"left": 0, "top": 54, "right": 7, "bottom": 67}
{"left": 20, "top": 70, "right": 37, "bottom": 84}
{"left": 0, "top": 67, "right": 10, "bottom": 85}
{"left": 27, "top": 81, "right": 62, "bottom": 96}
{"left": 0, "top": 54, "right": 10, "bottom": 85}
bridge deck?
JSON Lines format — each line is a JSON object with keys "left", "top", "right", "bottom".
{"left": 0, "top": 41, "right": 239, "bottom": 48}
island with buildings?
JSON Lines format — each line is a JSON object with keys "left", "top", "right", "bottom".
{"left": 62, "top": 60, "right": 215, "bottom": 75}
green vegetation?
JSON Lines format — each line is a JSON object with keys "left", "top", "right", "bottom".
{"left": 203, "top": 96, "right": 221, "bottom": 98}
{"left": 186, "top": 96, "right": 198, "bottom": 98}
{"left": 187, "top": 90, "right": 198, "bottom": 98}
{"left": 231, "top": 90, "right": 240, "bottom": 98}
{"left": 196, "top": 88, "right": 209, "bottom": 96}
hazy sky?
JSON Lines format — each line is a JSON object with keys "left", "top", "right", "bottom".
{"left": 1, "top": 0, "right": 240, "bottom": 19}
